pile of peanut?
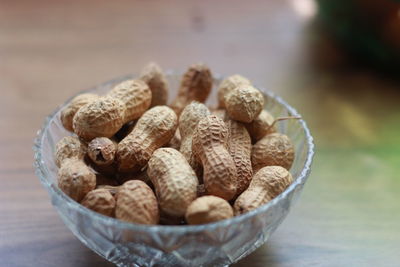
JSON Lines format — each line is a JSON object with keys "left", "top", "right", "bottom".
{"left": 55, "top": 62, "right": 296, "bottom": 225}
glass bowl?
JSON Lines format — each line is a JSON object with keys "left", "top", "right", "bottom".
{"left": 33, "top": 72, "right": 314, "bottom": 267}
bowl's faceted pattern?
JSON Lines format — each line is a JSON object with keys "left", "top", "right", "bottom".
{"left": 34, "top": 73, "right": 314, "bottom": 267}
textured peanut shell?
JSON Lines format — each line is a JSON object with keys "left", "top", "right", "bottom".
{"left": 179, "top": 102, "right": 210, "bottom": 176}
{"left": 185, "top": 196, "right": 233, "bottom": 225}
{"left": 117, "top": 106, "right": 178, "bottom": 172}
{"left": 192, "top": 115, "right": 237, "bottom": 200}
{"left": 226, "top": 120, "right": 253, "bottom": 195}
{"left": 251, "top": 133, "right": 295, "bottom": 171}
{"left": 225, "top": 85, "right": 264, "bottom": 123}
{"left": 234, "top": 166, "right": 293, "bottom": 215}
{"left": 54, "top": 136, "right": 87, "bottom": 167}
{"left": 170, "top": 64, "right": 213, "bottom": 115}
{"left": 87, "top": 137, "right": 117, "bottom": 166}
{"left": 60, "top": 93, "right": 98, "bottom": 132}
{"left": 147, "top": 148, "right": 198, "bottom": 217}
{"left": 81, "top": 188, "right": 116, "bottom": 217}
{"left": 57, "top": 158, "right": 96, "bottom": 202}
{"left": 217, "top": 75, "right": 251, "bottom": 108}
{"left": 107, "top": 79, "right": 152, "bottom": 123}
{"left": 73, "top": 96, "right": 126, "bottom": 140}
{"left": 115, "top": 180, "right": 159, "bottom": 224}
{"left": 139, "top": 62, "right": 169, "bottom": 107}
{"left": 245, "top": 110, "right": 277, "bottom": 143}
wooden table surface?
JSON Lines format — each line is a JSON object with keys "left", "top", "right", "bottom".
{"left": 1, "top": 0, "right": 399, "bottom": 266}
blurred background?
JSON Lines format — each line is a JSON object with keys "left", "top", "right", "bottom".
{"left": 0, "top": 0, "right": 399, "bottom": 266}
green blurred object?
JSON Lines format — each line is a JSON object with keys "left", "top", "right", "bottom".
{"left": 316, "top": 0, "right": 400, "bottom": 72}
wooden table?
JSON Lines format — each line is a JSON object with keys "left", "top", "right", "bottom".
{"left": 1, "top": 0, "right": 399, "bottom": 266}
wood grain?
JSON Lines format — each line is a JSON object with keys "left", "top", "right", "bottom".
{"left": 1, "top": 0, "right": 399, "bottom": 266}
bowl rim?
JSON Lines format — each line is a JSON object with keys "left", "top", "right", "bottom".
{"left": 33, "top": 71, "right": 315, "bottom": 234}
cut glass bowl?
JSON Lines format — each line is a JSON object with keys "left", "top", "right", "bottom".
{"left": 34, "top": 72, "right": 314, "bottom": 267}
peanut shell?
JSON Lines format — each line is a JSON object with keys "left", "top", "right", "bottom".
{"left": 57, "top": 158, "right": 96, "bottom": 202}
{"left": 81, "top": 188, "right": 116, "bottom": 217}
{"left": 244, "top": 110, "right": 277, "bottom": 143}
{"left": 115, "top": 180, "right": 159, "bottom": 224}
{"left": 147, "top": 148, "right": 198, "bottom": 217}
{"left": 234, "top": 166, "right": 293, "bottom": 215}
{"left": 192, "top": 115, "right": 237, "bottom": 200}
{"left": 54, "top": 136, "right": 87, "bottom": 167}
{"left": 60, "top": 93, "right": 98, "bottom": 132}
{"left": 139, "top": 62, "right": 169, "bottom": 107}
{"left": 185, "top": 196, "right": 233, "bottom": 225}
{"left": 107, "top": 79, "right": 152, "bottom": 122}
{"left": 170, "top": 64, "right": 213, "bottom": 115}
{"left": 251, "top": 133, "right": 294, "bottom": 171}
{"left": 179, "top": 101, "right": 210, "bottom": 177}
{"left": 87, "top": 137, "right": 117, "bottom": 166}
{"left": 73, "top": 96, "right": 125, "bottom": 141}
{"left": 224, "top": 85, "right": 264, "bottom": 123}
{"left": 226, "top": 120, "right": 253, "bottom": 196}
{"left": 117, "top": 106, "right": 178, "bottom": 172}
{"left": 217, "top": 75, "right": 251, "bottom": 108}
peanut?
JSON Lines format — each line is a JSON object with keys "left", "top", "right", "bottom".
{"left": 57, "top": 158, "right": 96, "bottom": 202}
{"left": 108, "top": 79, "right": 152, "bottom": 122}
{"left": 226, "top": 119, "right": 253, "bottom": 195}
{"left": 87, "top": 137, "right": 117, "bottom": 166}
{"left": 192, "top": 115, "right": 237, "bottom": 200}
{"left": 147, "top": 148, "right": 198, "bottom": 217}
{"left": 251, "top": 133, "right": 295, "bottom": 171}
{"left": 217, "top": 75, "right": 251, "bottom": 108}
{"left": 170, "top": 64, "right": 213, "bottom": 115}
{"left": 117, "top": 106, "right": 178, "bottom": 172}
{"left": 54, "top": 64, "right": 301, "bottom": 226}
{"left": 73, "top": 96, "right": 126, "bottom": 140}
{"left": 179, "top": 101, "right": 210, "bottom": 176}
{"left": 185, "top": 196, "right": 233, "bottom": 225}
{"left": 139, "top": 62, "right": 169, "bottom": 107}
{"left": 234, "top": 166, "right": 293, "bottom": 215}
{"left": 60, "top": 93, "right": 98, "bottom": 132}
{"left": 73, "top": 79, "right": 151, "bottom": 141}
{"left": 244, "top": 110, "right": 277, "bottom": 143}
{"left": 81, "top": 188, "right": 116, "bottom": 217}
{"left": 115, "top": 180, "right": 159, "bottom": 224}
{"left": 54, "top": 136, "right": 87, "bottom": 168}
{"left": 224, "top": 85, "right": 264, "bottom": 123}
